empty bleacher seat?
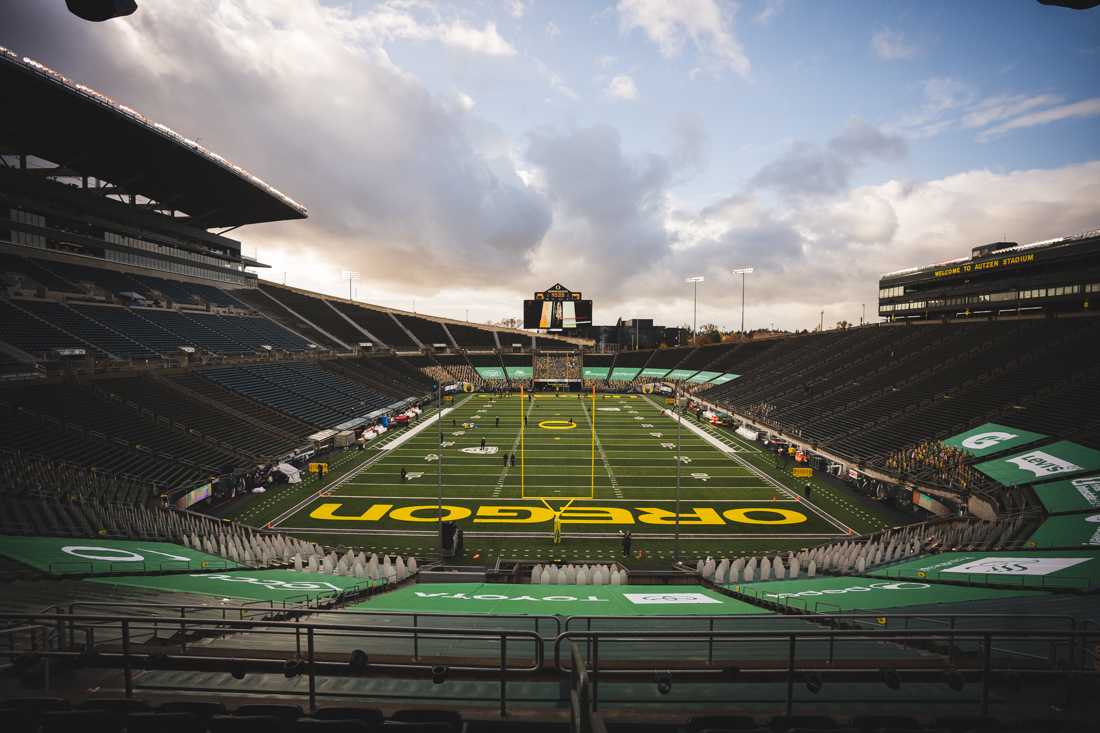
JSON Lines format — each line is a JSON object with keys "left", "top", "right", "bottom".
{"left": 126, "top": 711, "right": 206, "bottom": 733}
{"left": 313, "top": 707, "right": 385, "bottom": 727}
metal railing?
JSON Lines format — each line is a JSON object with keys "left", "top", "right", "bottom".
{"left": 552, "top": 626, "right": 1100, "bottom": 716}
{"left": 2, "top": 610, "right": 1097, "bottom": 718}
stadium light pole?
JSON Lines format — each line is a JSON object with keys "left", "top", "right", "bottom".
{"left": 674, "top": 381, "right": 682, "bottom": 565}
{"left": 342, "top": 271, "right": 360, "bottom": 302}
{"left": 731, "top": 268, "right": 753, "bottom": 335}
{"left": 437, "top": 382, "right": 444, "bottom": 555}
{"left": 686, "top": 277, "right": 704, "bottom": 345}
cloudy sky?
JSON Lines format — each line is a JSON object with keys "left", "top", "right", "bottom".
{"left": 3, "top": 1, "right": 1099, "bottom": 331}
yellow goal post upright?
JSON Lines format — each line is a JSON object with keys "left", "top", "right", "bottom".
{"left": 590, "top": 384, "right": 596, "bottom": 498}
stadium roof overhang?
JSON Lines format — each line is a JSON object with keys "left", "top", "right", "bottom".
{"left": 0, "top": 46, "right": 308, "bottom": 229}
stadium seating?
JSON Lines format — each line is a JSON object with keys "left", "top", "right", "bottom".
{"left": 0, "top": 298, "right": 104, "bottom": 358}
{"left": 329, "top": 356, "right": 435, "bottom": 398}
{"left": 14, "top": 300, "right": 159, "bottom": 359}
{"left": 394, "top": 312, "right": 453, "bottom": 347}
{"left": 228, "top": 288, "right": 343, "bottom": 350}
{"left": 0, "top": 382, "right": 237, "bottom": 483}
{"left": 70, "top": 302, "right": 195, "bottom": 356}
{"left": 167, "top": 372, "right": 314, "bottom": 438}
{"left": 445, "top": 322, "right": 497, "bottom": 350}
{"left": 132, "top": 309, "right": 255, "bottom": 355}
{"left": 34, "top": 257, "right": 143, "bottom": 298}
{"left": 95, "top": 376, "right": 300, "bottom": 459}
{"left": 0, "top": 250, "right": 84, "bottom": 293}
{"left": 326, "top": 300, "right": 417, "bottom": 350}
{"left": 697, "top": 320, "right": 1100, "bottom": 464}
{"left": 258, "top": 284, "right": 369, "bottom": 348}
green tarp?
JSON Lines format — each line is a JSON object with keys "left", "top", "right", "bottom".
{"left": 709, "top": 373, "right": 740, "bottom": 385}
{"left": 1033, "top": 474, "right": 1100, "bottom": 514}
{"left": 475, "top": 366, "right": 505, "bottom": 380}
{"left": 975, "top": 441, "right": 1100, "bottom": 486}
{"left": 350, "top": 583, "right": 765, "bottom": 617}
{"left": 0, "top": 536, "right": 236, "bottom": 575}
{"left": 581, "top": 367, "right": 610, "bottom": 379}
{"left": 609, "top": 367, "right": 641, "bottom": 381}
{"left": 88, "top": 569, "right": 375, "bottom": 602}
{"left": 665, "top": 369, "right": 698, "bottom": 381}
{"left": 687, "top": 370, "right": 722, "bottom": 384}
{"left": 504, "top": 366, "right": 533, "bottom": 379}
{"left": 941, "top": 422, "right": 1048, "bottom": 457}
{"left": 730, "top": 576, "right": 1043, "bottom": 613}
{"left": 869, "top": 551, "right": 1100, "bottom": 590}
{"left": 639, "top": 368, "right": 671, "bottom": 378}
{"left": 1027, "top": 514, "right": 1100, "bottom": 549}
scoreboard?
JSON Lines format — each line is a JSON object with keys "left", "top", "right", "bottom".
{"left": 524, "top": 283, "right": 592, "bottom": 332}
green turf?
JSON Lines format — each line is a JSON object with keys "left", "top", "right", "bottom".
{"left": 225, "top": 392, "right": 902, "bottom": 566}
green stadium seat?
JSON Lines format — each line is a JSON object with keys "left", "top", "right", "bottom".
{"left": 313, "top": 707, "right": 385, "bottom": 727}
{"left": 41, "top": 709, "right": 120, "bottom": 733}
{"left": 388, "top": 709, "right": 462, "bottom": 730}
{"left": 933, "top": 717, "right": 998, "bottom": 733}
{"left": 126, "top": 711, "right": 206, "bottom": 733}
{"left": 771, "top": 716, "right": 840, "bottom": 732}
{"left": 689, "top": 715, "right": 760, "bottom": 731}
{"left": 210, "top": 714, "right": 283, "bottom": 733}
{"left": 850, "top": 716, "right": 920, "bottom": 732}
{"left": 158, "top": 700, "right": 229, "bottom": 719}
{"left": 296, "top": 720, "right": 374, "bottom": 732}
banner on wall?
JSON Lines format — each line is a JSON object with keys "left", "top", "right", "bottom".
{"left": 942, "top": 422, "right": 1048, "bottom": 457}
{"left": 975, "top": 441, "right": 1100, "bottom": 486}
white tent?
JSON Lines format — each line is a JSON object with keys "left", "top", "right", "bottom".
{"left": 275, "top": 462, "right": 302, "bottom": 484}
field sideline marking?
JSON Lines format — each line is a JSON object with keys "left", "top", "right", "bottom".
{"left": 268, "top": 395, "right": 475, "bottom": 529}
{"left": 643, "top": 394, "right": 853, "bottom": 536}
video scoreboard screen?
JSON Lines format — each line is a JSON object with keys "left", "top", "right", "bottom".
{"left": 523, "top": 283, "right": 592, "bottom": 331}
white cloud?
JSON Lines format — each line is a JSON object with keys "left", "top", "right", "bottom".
{"left": 977, "top": 97, "right": 1100, "bottom": 141}
{"left": 455, "top": 91, "right": 476, "bottom": 112}
{"left": 535, "top": 58, "right": 580, "bottom": 100}
{"left": 616, "top": 0, "right": 750, "bottom": 77}
{"left": 894, "top": 77, "right": 1098, "bottom": 143}
{"left": 963, "top": 93, "right": 1063, "bottom": 129}
{"left": 511, "top": 0, "right": 526, "bottom": 19}
{"left": 606, "top": 74, "right": 639, "bottom": 101}
{"left": 357, "top": 2, "right": 517, "bottom": 56}
{"left": 871, "top": 27, "right": 918, "bottom": 61}
{"left": 546, "top": 21, "right": 560, "bottom": 38}
{"left": 754, "top": 0, "right": 785, "bottom": 25}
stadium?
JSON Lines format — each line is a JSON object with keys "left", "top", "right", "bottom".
{"left": 1, "top": 4, "right": 1099, "bottom": 733}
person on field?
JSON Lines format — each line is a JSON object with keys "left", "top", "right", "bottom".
{"left": 804, "top": 482, "right": 813, "bottom": 499}
{"left": 480, "top": 437, "right": 486, "bottom": 449}
{"left": 401, "top": 467, "right": 407, "bottom": 482}
{"left": 621, "top": 530, "right": 632, "bottom": 557}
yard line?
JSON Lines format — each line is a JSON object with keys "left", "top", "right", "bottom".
{"left": 493, "top": 395, "right": 536, "bottom": 497}
{"left": 579, "top": 390, "right": 620, "bottom": 498}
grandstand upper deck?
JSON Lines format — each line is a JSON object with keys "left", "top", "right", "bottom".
{"left": 879, "top": 229, "right": 1100, "bottom": 321}
{"left": 0, "top": 46, "right": 306, "bottom": 229}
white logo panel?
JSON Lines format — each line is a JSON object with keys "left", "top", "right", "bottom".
{"left": 623, "top": 592, "right": 721, "bottom": 605}
{"left": 941, "top": 556, "right": 1091, "bottom": 576}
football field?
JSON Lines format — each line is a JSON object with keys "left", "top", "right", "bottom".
{"left": 272, "top": 393, "right": 854, "bottom": 543}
